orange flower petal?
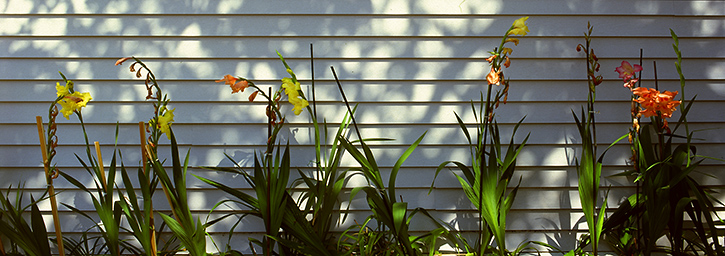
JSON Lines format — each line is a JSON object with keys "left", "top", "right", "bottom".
{"left": 115, "top": 57, "right": 132, "bottom": 66}
{"left": 215, "top": 74, "right": 237, "bottom": 85}
{"left": 248, "top": 90, "right": 259, "bottom": 102}
{"left": 230, "top": 80, "right": 249, "bottom": 94}
{"left": 486, "top": 68, "right": 500, "bottom": 85}
{"left": 633, "top": 87, "right": 680, "bottom": 119}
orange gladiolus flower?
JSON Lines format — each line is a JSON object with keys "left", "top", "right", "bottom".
{"left": 216, "top": 74, "right": 237, "bottom": 85}
{"left": 115, "top": 57, "right": 132, "bottom": 66}
{"left": 230, "top": 80, "right": 249, "bottom": 93}
{"left": 486, "top": 68, "right": 501, "bottom": 85}
{"left": 216, "top": 75, "right": 250, "bottom": 94}
{"left": 248, "top": 91, "right": 259, "bottom": 102}
{"left": 632, "top": 87, "right": 681, "bottom": 118}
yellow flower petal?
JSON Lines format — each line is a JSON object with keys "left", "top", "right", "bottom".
{"left": 157, "top": 108, "right": 175, "bottom": 139}
{"left": 508, "top": 16, "right": 529, "bottom": 36}
{"left": 58, "top": 100, "right": 76, "bottom": 119}
{"left": 281, "top": 77, "right": 307, "bottom": 115}
{"left": 56, "top": 82, "right": 67, "bottom": 97}
{"left": 282, "top": 78, "right": 300, "bottom": 91}
{"left": 291, "top": 98, "right": 308, "bottom": 115}
{"left": 57, "top": 91, "right": 92, "bottom": 119}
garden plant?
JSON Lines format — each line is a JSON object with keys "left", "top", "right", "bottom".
{"left": 1, "top": 17, "right": 723, "bottom": 256}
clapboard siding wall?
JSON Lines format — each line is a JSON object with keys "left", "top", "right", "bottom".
{"left": 2, "top": 0, "right": 724, "bottom": 254}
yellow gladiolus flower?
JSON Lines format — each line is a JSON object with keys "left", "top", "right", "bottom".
{"left": 58, "top": 91, "right": 92, "bottom": 119}
{"left": 282, "top": 81, "right": 301, "bottom": 100}
{"left": 288, "top": 96, "right": 309, "bottom": 115}
{"left": 502, "top": 47, "right": 513, "bottom": 55}
{"left": 56, "top": 82, "right": 67, "bottom": 97}
{"left": 154, "top": 108, "right": 175, "bottom": 139}
{"left": 508, "top": 16, "right": 529, "bottom": 36}
{"left": 281, "top": 77, "right": 307, "bottom": 115}
{"left": 56, "top": 80, "right": 75, "bottom": 97}
{"left": 281, "top": 77, "right": 300, "bottom": 92}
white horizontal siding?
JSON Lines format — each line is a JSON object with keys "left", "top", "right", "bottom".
{"left": 2, "top": 58, "right": 723, "bottom": 80}
{"left": 3, "top": 37, "right": 725, "bottom": 59}
{"left": 1, "top": 0, "right": 723, "bottom": 16}
{"left": 1, "top": 15, "right": 724, "bottom": 37}
{"left": 2, "top": 0, "right": 724, "bottom": 254}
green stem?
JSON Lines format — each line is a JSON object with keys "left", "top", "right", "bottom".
{"left": 480, "top": 82, "right": 494, "bottom": 256}
{"left": 584, "top": 34, "right": 599, "bottom": 256}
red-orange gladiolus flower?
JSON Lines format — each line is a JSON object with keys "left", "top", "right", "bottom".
{"left": 216, "top": 74, "right": 237, "bottom": 85}
{"left": 486, "top": 68, "right": 501, "bottom": 85}
{"left": 115, "top": 57, "right": 132, "bottom": 66}
{"left": 216, "top": 75, "right": 249, "bottom": 93}
{"left": 632, "top": 87, "right": 681, "bottom": 118}
{"left": 230, "top": 80, "right": 249, "bottom": 93}
{"left": 248, "top": 91, "right": 259, "bottom": 101}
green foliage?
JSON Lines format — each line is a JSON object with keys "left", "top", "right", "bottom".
{"left": 198, "top": 145, "right": 335, "bottom": 256}
{"left": 432, "top": 109, "right": 529, "bottom": 256}
{"left": 339, "top": 218, "right": 398, "bottom": 256}
{"left": 339, "top": 131, "right": 431, "bottom": 256}
{"left": 292, "top": 107, "right": 356, "bottom": 248}
{"left": 198, "top": 53, "right": 357, "bottom": 256}
{"left": 59, "top": 132, "right": 123, "bottom": 256}
{"left": 151, "top": 130, "right": 208, "bottom": 256}
{"left": 117, "top": 155, "right": 175, "bottom": 256}
{"left": 571, "top": 107, "right": 626, "bottom": 255}
{"left": 199, "top": 117, "right": 355, "bottom": 256}
{"left": 0, "top": 186, "right": 52, "bottom": 256}
{"left": 62, "top": 229, "right": 123, "bottom": 256}
{"left": 332, "top": 65, "right": 444, "bottom": 256}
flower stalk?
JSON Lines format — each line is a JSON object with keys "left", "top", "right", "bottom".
{"left": 571, "top": 23, "right": 626, "bottom": 256}
{"left": 35, "top": 115, "right": 65, "bottom": 256}
{"left": 431, "top": 16, "right": 531, "bottom": 256}
{"left": 36, "top": 71, "right": 95, "bottom": 256}
{"left": 116, "top": 57, "right": 206, "bottom": 256}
